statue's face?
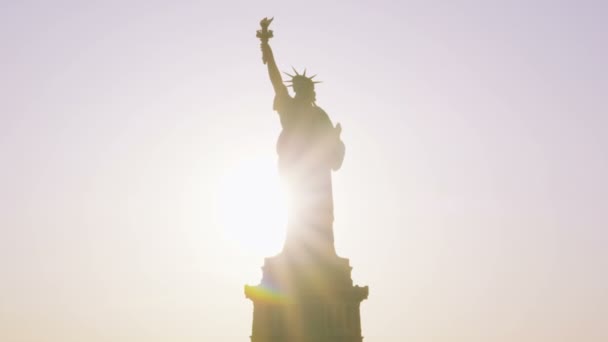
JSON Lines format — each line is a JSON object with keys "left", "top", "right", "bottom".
{"left": 291, "top": 76, "right": 316, "bottom": 103}
{"left": 295, "top": 88, "right": 316, "bottom": 104}
{"left": 305, "top": 88, "right": 316, "bottom": 102}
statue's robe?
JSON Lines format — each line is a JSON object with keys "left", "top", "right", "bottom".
{"left": 274, "top": 92, "right": 345, "bottom": 253}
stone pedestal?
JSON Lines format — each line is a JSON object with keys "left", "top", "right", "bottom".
{"left": 245, "top": 249, "right": 368, "bottom": 342}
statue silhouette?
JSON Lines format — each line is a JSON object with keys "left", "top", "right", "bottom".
{"left": 258, "top": 17, "right": 345, "bottom": 255}
{"left": 246, "top": 18, "right": 368, "bottom": 342}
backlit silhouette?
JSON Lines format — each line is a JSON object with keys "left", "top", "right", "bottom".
{"left": 246, "top": 17, "right": 368, "bottom": 342}
{"left": 258, "top": 17, "right": 345, "bottom": 255}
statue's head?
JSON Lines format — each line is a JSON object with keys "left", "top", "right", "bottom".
{"left": 285, "top": 68, "right": 320, "bottom": 104}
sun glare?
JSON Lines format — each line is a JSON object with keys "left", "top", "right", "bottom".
{"left": 216, "top": 156, "right": 287, "bottom": 255}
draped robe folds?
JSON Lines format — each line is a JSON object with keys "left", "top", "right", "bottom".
{"left": 273, "top": 92, "right": 345, "bottom": 253}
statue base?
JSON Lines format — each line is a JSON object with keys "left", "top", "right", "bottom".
{"left": 245, "top": 247, "right": 368, "bottom": 342}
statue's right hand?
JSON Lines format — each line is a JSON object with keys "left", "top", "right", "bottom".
{"left": 260, "top": 43, "right": 269, "bottom": 56}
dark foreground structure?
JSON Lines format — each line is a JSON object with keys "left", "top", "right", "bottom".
{"left": 245, "top": 18, "right": 368, "bottom": 342}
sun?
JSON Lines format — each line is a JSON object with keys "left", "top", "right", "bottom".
{"left": 216, "top": 156, "right": 287, "bottom": 255}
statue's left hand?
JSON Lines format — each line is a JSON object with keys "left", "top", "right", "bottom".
{"left": 335, "top": 123, "right": 342, "bottom": 137}
{"left": 331, "top": 123, "right": 345, "bottom": 171}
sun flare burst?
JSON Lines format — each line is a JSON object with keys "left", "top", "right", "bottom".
{"left": 216, "top": 156, "right": 287, "bottom": 255}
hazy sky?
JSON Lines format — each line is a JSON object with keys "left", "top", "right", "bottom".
{"left": 1, "top": 1, "right": 607, "bottom": 341}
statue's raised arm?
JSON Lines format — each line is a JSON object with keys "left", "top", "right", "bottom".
{"left": 257, "top": 17, "right": 289, "bottom": 97}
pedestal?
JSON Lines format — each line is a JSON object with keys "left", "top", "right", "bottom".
{"left": 245, "top": 249, "right": 368, "bottom": 342}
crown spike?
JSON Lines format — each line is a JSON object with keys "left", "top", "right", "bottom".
{"left": 291, "top": 66, "right": 300, "bottom": 76}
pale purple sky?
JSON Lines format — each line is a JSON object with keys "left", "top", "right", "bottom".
{"left": 1, "top": 1, "right": 607, "bottom": 341}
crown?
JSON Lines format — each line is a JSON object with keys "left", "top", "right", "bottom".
{"left": 283, "top": 67, "right": 322, "bottom": 90}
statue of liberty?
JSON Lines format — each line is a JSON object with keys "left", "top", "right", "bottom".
{"left": 257, "top": 17, "right": 345, "bottom": 255}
